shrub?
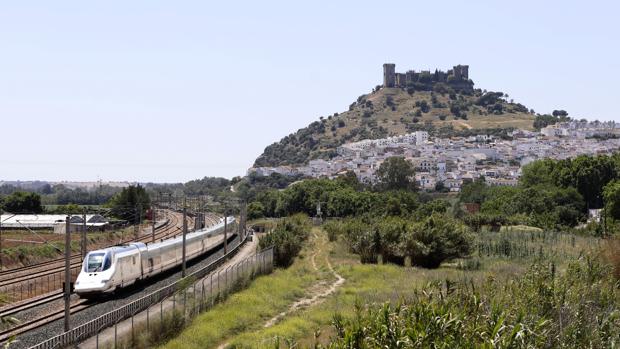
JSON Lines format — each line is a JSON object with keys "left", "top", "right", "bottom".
{"left": 258, "top": 214, "right": 310, "bottom": 267}
{"left": 402, "top": 214, "right": 473, "bottom": 268}
{"left": 247, "top": 202, "right": 265, "bottom": 220}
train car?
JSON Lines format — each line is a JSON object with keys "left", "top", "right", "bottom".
{"left": 75, "top": 217, "right": 237, "bottom": 297}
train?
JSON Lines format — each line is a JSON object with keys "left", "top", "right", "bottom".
{"left": 74, "top": 217, "right": 237, "bottom": 297}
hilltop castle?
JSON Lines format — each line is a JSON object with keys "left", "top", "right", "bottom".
{"left": 382, "top": 63, "right": 473, "bottom": 92}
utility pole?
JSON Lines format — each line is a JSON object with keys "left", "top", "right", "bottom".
{"left": 151, "top": 204, "right": 156, "bottom": 243}
{"left": 182, "top": 198, "right": 187, "bottom": 278}
{"left": 64, "top": 216, "right": 71, "bottom": 332}
{"left": 223, "top": 212, "right": 228, "bottom": 255}
{"left": 242, "top": 201, "right": 247, "bottom": 240}
{"left": 81, "top": 211, "right": 87, "bottom": 258}
{"left": 138, "top": 203, "right": 142, "bottom": 236}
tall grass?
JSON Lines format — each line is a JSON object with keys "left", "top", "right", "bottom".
{"left": 474, "top": 229, "right": 600, "bottom": 262}
{"left": 326, "top": 256, "right": 620, "bottom": 348}
{"left": 604, "top": 237, "right": 620, "bottom": 280}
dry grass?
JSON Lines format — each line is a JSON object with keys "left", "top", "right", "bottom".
{"left": 604, "top": 236, "right": 620, "bottom": 280}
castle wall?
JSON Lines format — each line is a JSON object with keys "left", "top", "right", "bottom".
{"left": 396, "top": 73, "right": 407, "bottom": 87}
{"left": 382, "top": 64, "right": 472, "bottom": 91}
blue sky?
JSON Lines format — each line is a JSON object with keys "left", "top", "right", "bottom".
{"left": 1, "top": 1, "right": 618, "bottom": 182}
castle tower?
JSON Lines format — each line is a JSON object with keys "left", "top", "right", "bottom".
{"left": 453, "top": 65, "right": 462, "bottom": 80}
{"left": 383, "top": 63, "right": 396, "bottom": 87}
{"left": 453, "top": 65, "right": 469, "bottom": 80}
{"left": 461, "top": 65, "right": 469, "bottom": 80}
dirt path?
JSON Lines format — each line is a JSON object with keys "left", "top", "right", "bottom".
{"left": 455, "top": 120, "right": 473, "bottom": 129}
{"left": 263, "top": 230, "right": 344, "bottom": 328}
{"left": 216, "top": 230, "right": 344, "bottom": 349}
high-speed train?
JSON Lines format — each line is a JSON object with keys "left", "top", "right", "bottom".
{"left": 74, "top": 217, "right": 237, "bottom": 297}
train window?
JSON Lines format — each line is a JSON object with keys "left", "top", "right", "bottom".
{"left": 102, "top": 254, "right": 112, "bottom": 271}
{"left": 85, "top": 253, "right": 105, "bottom": 272}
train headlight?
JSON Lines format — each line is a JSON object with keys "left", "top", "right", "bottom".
{"left": 101, "top": 279, "right": 110, "bottom": 284}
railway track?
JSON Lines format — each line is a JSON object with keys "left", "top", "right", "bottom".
{"left": 0, "top": 210, "right": 202, "bottom": 303}
{"left": 1, "top": 227, "right": 236, "bottom": 347}
{"left": 0, "top": 298, "right": 92, "bottom": 344}
{"left": 0, "top": 211, "right": 176, "bottom": 283}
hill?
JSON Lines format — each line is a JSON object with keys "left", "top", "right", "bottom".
{"left": 254, "top": 67, "right": 536, "bottom": 167}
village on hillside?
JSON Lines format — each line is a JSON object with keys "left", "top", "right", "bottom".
{"left": 249, "top": 120, "right": 620, "bottom": 191}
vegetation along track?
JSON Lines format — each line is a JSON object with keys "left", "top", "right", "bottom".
{"left": 0, "top": 210, "right": 206, "bottom": 302}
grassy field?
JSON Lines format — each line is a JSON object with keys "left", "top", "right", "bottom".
{"left": 157, "top": 225, "right": 613, "bottom": 348}
{"left": 159, "top": 228, "right": 333, "bottom": 349}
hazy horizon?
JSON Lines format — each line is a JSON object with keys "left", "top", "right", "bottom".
{"left": 1, "top": 1, "right": 619, "bottom": 183}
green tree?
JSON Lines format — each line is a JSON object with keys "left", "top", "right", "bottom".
{"left": 247, "top": 201, "right": 265, "bottom": 220}
{"left": 402, "top": 214, "right": 473, "bottom": 268}
{"left": 603, "top": 180, "right": 620, "bottom": 220}
{"left": 459, "top": 178, "right": 488, "bottom": 204}
{"left": 376, "top": 157, "right": 416, "bottom": 191}
{"left": 109, "top": 185, "right": 150, "bottom": 224}
{"left": 1, "top": 191, "right": 43, "bottom": 213}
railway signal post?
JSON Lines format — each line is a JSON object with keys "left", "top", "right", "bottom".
{"left": 64, "top": 215, "right": 71, "bottom": 331}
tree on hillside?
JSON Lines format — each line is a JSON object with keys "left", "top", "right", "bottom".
{"left": 376, "top": 157, "right": 416, "bottom": 191}
{"left": 109, "top": 185, "right": 150, "bottom": 224}
{"left": 1, "top": 191, "right": 43, "bottom": 213}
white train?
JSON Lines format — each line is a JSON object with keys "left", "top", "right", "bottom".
{"left": 74, "top": 217, "right": 237, "bottom": 297}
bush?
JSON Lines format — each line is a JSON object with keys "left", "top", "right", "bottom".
{"left": 329, "top": 214, "right": 472, "bottom": 268}
{"left": 402, "top": 214, "right": 473, "bottom": 268}
{"left": 258, "top": 214, "right": 310, "bottom": 267}
{"left": 247, "top": 202, "right": 265, "bottom": 220}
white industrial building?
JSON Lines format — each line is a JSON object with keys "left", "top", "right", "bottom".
{"left": 0, "top": 214, "right": 109, "bottom": 231}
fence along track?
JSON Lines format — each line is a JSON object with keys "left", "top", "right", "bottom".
{"left": 1, "top": 231, "right": 235, "bottom": 346}
{"left": 28, "top": 234, "right": 272, "bottom": 349}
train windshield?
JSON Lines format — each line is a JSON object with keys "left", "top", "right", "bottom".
{"left": 85, "top": 252, "right": 111, "bottom": 272}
